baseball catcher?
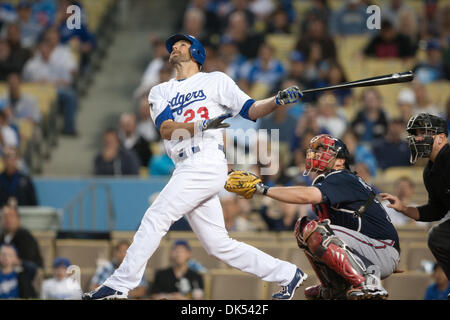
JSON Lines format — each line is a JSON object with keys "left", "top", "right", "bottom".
{"left": 225, "top": 134, "right": 401, "bottom": 300}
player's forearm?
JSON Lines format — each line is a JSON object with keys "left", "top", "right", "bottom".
{"left": 398, "top": 205, "right": 420, "bottom": 220}
{"left": 265, "top": 186, "right": 322, "bottom": 204}
{"left": 248, "top": 97, "right": 278, "bottom": 120}
{"left": 160, "top": 120, "right": 196, "bottom": 140}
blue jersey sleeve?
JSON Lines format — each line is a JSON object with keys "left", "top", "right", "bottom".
{"left": 314, "top": 171, "right": 353, "bottom": 206}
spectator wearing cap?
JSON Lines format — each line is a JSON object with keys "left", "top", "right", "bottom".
{"left": 372, "top": 118, "right": 411, "bottom": 170}
{"left": 17, "top": 1, "right": 44, "bottom": 49}
{"left": 424, "top": 263, "right": 450, "bottom": 300}
{"left": 285, "top": 51, "right": 312, "bottom": 91}
{"left": 40, "top": 257, "right": 82, "bottom": 300}
{"left": 54, "top": 0, "right": 96, "bottom": 76}
{"left": 0, "top": 243, "right": 37, "bottom": 299}
{"left": 150, "top": 240, "right": 204, "bottom": 300}
{"left": 0, "top": 147, "right": 38, "bottom": 207}
{"left": 0, "top": 200, "right": 43, "bottom": 273}
{"left": 363, "top": 19, "right": 416, "bottom": 59}
{"left": 90, "top": 240, "right": 148, "bottom": 299}
{"left": 414, "top": 40, "right": 448, "bottom": 83}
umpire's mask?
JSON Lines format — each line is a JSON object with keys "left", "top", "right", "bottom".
{"left": 406, "top": 113, "right": 448, "bottom": 164}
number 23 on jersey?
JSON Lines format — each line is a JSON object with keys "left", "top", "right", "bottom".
{"left": 184, "top": 107, "right": 209, "bottom": 123}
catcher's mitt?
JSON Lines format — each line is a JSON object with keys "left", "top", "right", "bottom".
{"left": 224, "top": 170, "right": 262, "bottom": 199}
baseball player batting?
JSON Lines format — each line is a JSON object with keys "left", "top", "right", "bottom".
{"left": 82, "top": 34, "right": 306, "bottom": 300}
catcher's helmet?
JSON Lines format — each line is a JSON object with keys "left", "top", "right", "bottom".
{"left": 406, "top": 113, "right": 448, "bottom": 164}
{"left": 165, "top": 34, "right": 206, "bottom": 68}
{"left": 304, "top": 134, "right": 351, "bottom": 176}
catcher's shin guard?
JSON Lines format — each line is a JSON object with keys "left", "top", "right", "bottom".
{"left": 300, "top": 219, "right": 366, "bottom": 288}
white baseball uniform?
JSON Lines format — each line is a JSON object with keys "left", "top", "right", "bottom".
{"left": 103, "top": 71, "right": 297, "bottom": 294}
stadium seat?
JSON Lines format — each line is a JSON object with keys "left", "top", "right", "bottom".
{"left": 166, "top": 231, "right": 197, "bottom": 241}
{"left": 79, "top": 267, "right": 98, "bottom": 292}
{"left": 265, "top": 34, "right": 297, "bottom": 63}
{"left": 55, "top": 239, "right": 111, "bottom": 269}
{"left": 286, "top": 245, "right": 313, "bottom": 273}
{"left": 383, "top": 272, "right": 431, "bottom": 300}
{"left": 146, "top": 241, "right": 171, "bottom": 272}
{"left": 206, "top": 269, "right": 265, "bottom": 300}
{"left": 426, "top": 81, "right": 450, "bottom": 108}
{"left": 38, "top": 239, "right": 55, "bottom": 273}
{"left": 404, "top": 242, "right": 436, "bottom": 272}
{"left": 229, "top": 231, "right": 278, "bottom": 243}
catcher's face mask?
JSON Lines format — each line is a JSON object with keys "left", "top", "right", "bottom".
{"left": 304, "top": 135, "right": 339, "bottom": 176}
{"left": 406, "top": 115, "right": 437, "bottom": 164}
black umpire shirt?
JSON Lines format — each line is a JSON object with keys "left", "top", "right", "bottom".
{"left": 418, "top": 143, "right": 450, "bottom": 222}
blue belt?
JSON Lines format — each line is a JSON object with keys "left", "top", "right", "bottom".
{"left": 177, "top": 144, "right": 224, "bottom": 161}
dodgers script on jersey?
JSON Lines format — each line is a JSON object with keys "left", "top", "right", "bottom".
{"left": 148, "top": 71, "right": 255, "bottom": 161}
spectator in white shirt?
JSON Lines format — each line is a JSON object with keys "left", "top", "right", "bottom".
{"left": 22, "top": 27, "right": 78, "bottom": 136}
{"left": 0, "top": 109, "right": 18, "bottom": 154}
{"left": 40, "top": 257, "right": 82, "bottom": 300}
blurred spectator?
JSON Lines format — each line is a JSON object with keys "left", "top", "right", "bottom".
{"left": 383, "top": 176, "right": 418, "bottom": 226}
{"left": 0, "top": 1, "right": 16, "bottom": 32}
{"left": 446, "top": 98, "right": 450, "bottom": 136}
{"left": 148, "top": 142, "right": 175, "bottom": 176}
{"left": 41, "top": 257, "right": 82, "bottom": 300}
{"left": 0, "top": 109, "right": 19, "bottom": 152}
{"left": 90, "top": 240, "right": 148, "bottom": 299}
{"left": 418, "top": 0, "right": 441, "bottom": 39}
{"left": 330, "top": 0, "right": 372, "bottom": 36}
{"left": 224, "top": 10, "right": 264, "bottom": 59}
{"left": 364, "top": 19, "right": 416, "bottom": 59}
{"left": 29, "top": 0, "right": 58, "bottom": 28}
{"left": 396, "top": 5, "right": 420, "bottom": 45}
{"left": 258, "top": 196, "right": 302, "bottom": 231}
{"left": 54, "top": 0, "right": 96, "bottom": 75}
{"left": 0, "top": 200, "right": 43, "bottom": 271}
{"left": 217, "top": 36, "right": 247, "bottom": 81}
{"left": 285, "top": 51, "right": 311, "bottom": 89}
{"left": 176, "top": 0, "right": 222, "bottom": 36}
{"left": 372, "top": 119, "right": 411, "bottom": 170}
{"left": 316, "top": 61, "right": 352, "bottom": 106}
{"left": 119, "top": 112, "right": 152, "bottom": 168}
{"left": 0, "top": 147, "right": 38, "bottom": 206}
{"left": 241, "top": 42, "right": 284, "bottom": 92}
{"left": 248, "top": 0, "right": 275, "bottom": 22}
{"left": 265, "top": 7, "right": 291, "bottom": 34}
{"left": 136, "top": 94, "right": 159, "bottom": 143}
{"left": 93, "top": 129, "right": 140, "bottom": 176}
{"left": 3, "top": 72, "right": 41, "bottom": 124}
{"left": 296, "top": 17, "right": 336, "bottom": 61}
{"left": 424, "top": 263, "right": 450, "bottom": 300}
{"left": 291, "top": 105, "right": 329, "bottom": 153}
{"left": 354, "top": 162, "right": 372, "bottom": 184}
{"left": 301, "top": 0, "right": 330, "bottom": 33}
{"left": 135, "top": 38, "right": 172, "bottom": 98}
{"left": 0, "top": 243, "right": 36, "bottom": 299}
{"left": 382, "top": 0, "right": 418, "bottom": 33}
{"left": 5, "top": 23, "right": 32, "bottom": 73}
{"left": 397, "top": 87, "right": 416, "bottom": 126}
{"left": 180, "top": 7, "right": 208, "bottom": 44}
{"left": 342, "top": 130, "right": 377, "bottom": 177}
{"left": 316, "top": 93, "right": 347, "bottom": 138}
{"left": 412, "top": 82, "right": 442, "bottom": 116}
{"left": 0, "top": 39, "right": 22, "bottom": 81}
{"left": 414, "top": 40, "right": 449, "bottom": 83}
{"left": 22, "top": 31, "right": 79, "bottom": 136}
{"left": 17, "top": 1, "right": 44, "bottom": 49}
{"left": 351, "top": 88, "right": 389, "bottom": 143}
{"left": 150, "top": 240, "right": 204, "bottom": 300}
{"left": 226, "top": 0, "right": 256, "bottom": 31}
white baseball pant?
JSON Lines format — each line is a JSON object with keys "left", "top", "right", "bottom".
{"left": 103, "top": 144, "right": 297, "bottom": 294}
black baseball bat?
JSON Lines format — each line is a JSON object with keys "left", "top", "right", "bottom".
{"left": 301, "top": 71, "right": 414, "bottom": 95}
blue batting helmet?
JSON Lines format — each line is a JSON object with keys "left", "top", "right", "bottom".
{"left": 165, "top": 34, "right": 206, "bottom": 67}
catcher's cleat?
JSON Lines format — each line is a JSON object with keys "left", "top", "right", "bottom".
{"left": 346, "top": 285, "right": 388, "bottom": 300}
{"left": 82, "top": 285, "right": 128, "bottom": 300}
{"left": 272, "top": 268, "right": 308, "bottom": 300}
{"left": 305, "top": 284, "right": 350, "bottom": 300}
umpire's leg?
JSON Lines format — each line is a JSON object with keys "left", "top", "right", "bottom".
{"left": 428, "top": 219, "right": 450, "bottom": 279}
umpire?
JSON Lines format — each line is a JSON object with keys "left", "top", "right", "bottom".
{"left": 381, "top": 113, "right": 450, "bottom": 286}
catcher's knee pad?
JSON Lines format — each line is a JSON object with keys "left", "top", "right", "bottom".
{"left": 301, "top": 220, "right": 366, "bottom": 287}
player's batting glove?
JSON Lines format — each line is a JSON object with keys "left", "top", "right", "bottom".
{"left": 197, "top": 113, "right": 233, "bottom": 132}
{"left": 275, "top": 86, "right": 303, "bottom": 105}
